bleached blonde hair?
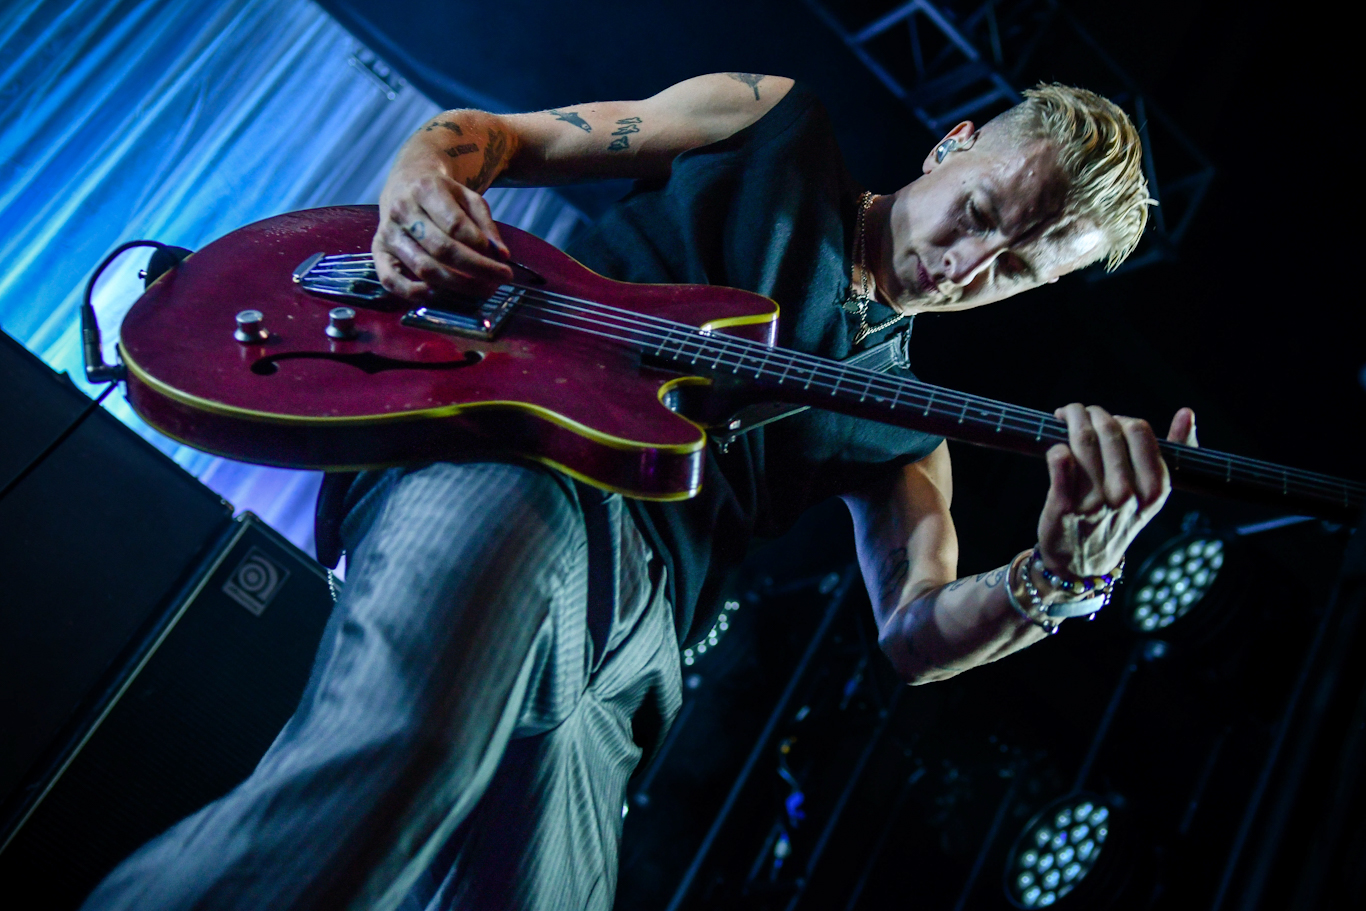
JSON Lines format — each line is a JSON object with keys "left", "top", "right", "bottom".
{"left": 991, "top": 83, "right": 1154, "bottom": 270}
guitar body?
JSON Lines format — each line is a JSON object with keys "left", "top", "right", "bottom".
{"left": 120, "top": 205, "right": 778, "bottom": 500}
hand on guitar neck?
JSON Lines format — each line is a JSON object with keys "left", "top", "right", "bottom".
{"left": 1038, "top": 404, "right": 1198, "bottom": 581}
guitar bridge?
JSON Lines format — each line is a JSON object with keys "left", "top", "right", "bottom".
{"left": 400, "top": 285, "right": 525, "bottom": 341}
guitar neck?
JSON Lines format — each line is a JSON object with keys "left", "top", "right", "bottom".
{"left": 653, "top": 327, "right": 1366, "bottom": 523}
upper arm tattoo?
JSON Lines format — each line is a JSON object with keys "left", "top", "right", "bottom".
{"left": 878, "top": 545, "right": 910, "bottom": 605}
{"left": 547, "top": 109, "right": 592, "bottom": 132}
{"left": 606, "top": 117, "right": 642, "bottom": 152}
{"left": 726, "top": 72, "right": 766, "bottom": 100}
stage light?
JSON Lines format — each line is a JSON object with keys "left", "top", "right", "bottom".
{"left": 682, "top": 599, "right": 740, "bottom": 666}
{"left": 1123, "top": 534, "right": 1228, "bottom": 633}
{"left": 1005, "top": 794, "right": 1114, "bottom": 908}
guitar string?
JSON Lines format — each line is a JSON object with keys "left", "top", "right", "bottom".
{"left": 303, "top": 258, "right": 1363, "bottom": 501}
{"left": 508, "top": 297, "right": 1363, "bottom": 503}
{"left": 503, "top": 292, "right": 1364, "bottom": 500}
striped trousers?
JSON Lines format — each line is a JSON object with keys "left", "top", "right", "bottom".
{"left": 81, "top": 462, "right": 682, "bottom": 911}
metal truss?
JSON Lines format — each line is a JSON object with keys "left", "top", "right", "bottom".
{"left": 802, "top": 0, "right": 1214, "bottom": 273}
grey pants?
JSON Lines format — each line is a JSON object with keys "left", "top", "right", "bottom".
{"left": 81, "top": 462, "right": 682, "bottom": 911}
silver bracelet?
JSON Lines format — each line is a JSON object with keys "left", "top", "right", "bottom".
{"left": 1005, "top": 550, "right": 1062, "bottom": 635}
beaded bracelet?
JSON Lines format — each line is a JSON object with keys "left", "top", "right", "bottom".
{"left": 1031, "top": 547, "right": 1124, "bottom": 599}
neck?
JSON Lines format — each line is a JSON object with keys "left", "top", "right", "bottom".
{"left": 860, "top": 193, "right": 906, "bottom": 313}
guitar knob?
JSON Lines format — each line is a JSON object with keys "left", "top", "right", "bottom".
{"left": 326, "top": 306, "right": 358, "bottom": 340}
{"left": 234, "top": 310, "right": 268, "bottom": 344}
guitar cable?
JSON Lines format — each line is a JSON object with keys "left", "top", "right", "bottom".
{"left": 0, "top": 241, "right": 180, "bottom": 504}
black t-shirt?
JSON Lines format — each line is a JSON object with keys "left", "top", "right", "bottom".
{"left": 566, "top": 85, "right": 943, "bottom": 645}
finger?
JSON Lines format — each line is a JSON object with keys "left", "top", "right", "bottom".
{"left": 1038, "top": 444, "right": 1078, "bottom": 555}
{"left": 385, "top": 223, "right": 463, "bottom": 290}
{"left": 374, "top": 248, "right": 429, "bottom": 299}
{"left": 371, "top": 234, "right": 429, "bottom": 299}
{"left": 404, "top": 196, "right": 512, "bottom": 289}
{"left": 454, "top": 184, "right": 511, "bottom": 261}
{"left": 1167, "top": 407, "right": 1199, "bottom": 447}
{"left": 1118, "top": 416, "right": 1170, "bottom": 507}
{"left": 1054, "top": 403, "right": 1105, "bottom": 504}
{"left": 436, "top": 211, "right": 515, "bottom": 284}
{"left": 1087, "top": 405, "right": 1138, "bottom": 509}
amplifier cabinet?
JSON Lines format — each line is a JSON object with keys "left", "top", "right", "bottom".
{"left": 0, "top": 514, "right": 336, "bottom": 910}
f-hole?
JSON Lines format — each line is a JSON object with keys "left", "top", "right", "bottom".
{"left": 250, "top": 350, "right": 483, "bottom": 376}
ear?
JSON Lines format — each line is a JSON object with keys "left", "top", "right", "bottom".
{"left": 922, "top": 121, "right": 978, "bottom": 174}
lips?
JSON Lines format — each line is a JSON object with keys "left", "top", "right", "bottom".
{"left": 916, "top": 259, "right": 940, "bottom": 295}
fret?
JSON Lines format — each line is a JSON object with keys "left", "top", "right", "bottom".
{"left": 859, "top": 372, "right": 874, "bottom": 403}
{"left": 803, "top": 366, "right": 815, "bottom": 390}
{"left": 1035, "top": 415, "right": 1045, "bottom": 441}
{"left": 1282, "top": 467, "right": 1288, "bottom": 496}
{"left": 889, "top": 384, "right": 901, "bottom": 410}
{"left": 995, "top": 408, "right": 1005, "bottom": 433}
{"left": 753, "top": 347, "right": 773, "bottom": 379}
{"left": 923, "top": 389, "right": 936, "bottom": 416}
{"left": 776, "top": 354, "right": 794, "bottom": 385}
{"left": 829, "top": 369, "right": 842, "bottom": 397}
{"left": 1225, "top": 455, "right": 1231, "bottom": 483}
{"left": 958, "top": 399, "right": 969, "bottom": 424}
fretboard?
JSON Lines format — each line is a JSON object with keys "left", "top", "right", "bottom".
{"left": 650, "top": 324, "right": 1365, "bottom": 523}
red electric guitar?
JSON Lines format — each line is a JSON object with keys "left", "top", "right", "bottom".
{"left": 99, "top": 205, "right": 1363, "bottom": 520}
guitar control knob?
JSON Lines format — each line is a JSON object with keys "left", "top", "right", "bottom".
{"left": 234, "top": 310, "right": 268, "bottom": 344}
{"left": 326, "top": 306, "right": 358, "bottom": 340}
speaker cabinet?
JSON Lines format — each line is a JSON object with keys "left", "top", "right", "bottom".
{"left": 0, "top": 514, "right": 336, "bottom": 909}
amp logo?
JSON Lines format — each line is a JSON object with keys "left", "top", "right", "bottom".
{"left": 222, "top": 547, "right": 290, "bottom": 616}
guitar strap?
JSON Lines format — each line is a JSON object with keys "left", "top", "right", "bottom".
{"left": 713, "top": 320, "right": 913, "bottom": 452}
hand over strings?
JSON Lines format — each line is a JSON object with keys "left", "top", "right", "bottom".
{"left": 1037, "top": 405, "right": 1198, "bottom": 578}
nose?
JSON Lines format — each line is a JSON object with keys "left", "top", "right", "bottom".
{"left": 942, "top": 235, "right": 1004, "bottom": 286}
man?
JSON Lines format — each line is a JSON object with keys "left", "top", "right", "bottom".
{"left": 85, "top": 73, "right": 1195, "bottom": 910}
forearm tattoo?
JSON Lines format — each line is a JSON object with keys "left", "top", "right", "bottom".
{"left": 548, "top": 109, "right": 592, "bottom": 132}
{"left": 444, "top": 143, "right": 478, "bottom": 158}
{"left": 943, "top": 566, "right": 1008, "bottom": 593}
{"left": 423, "top": 120, "right": 464, "bottom": 135}
{"left": 607, "top": 117, "right": 642, "bottom": 151}
{"left": 726, "top": 72, "right": 766, "bottom": 100}
{"left": 465, "top": 127, "right": 509, "bottom": 190}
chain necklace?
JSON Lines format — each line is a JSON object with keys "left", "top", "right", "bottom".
{"left": 842, "top": 190, "right": 908, "bottom": 346}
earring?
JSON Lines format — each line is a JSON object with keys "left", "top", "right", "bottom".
{"left": 935, "top": 138, "right": 958, "bottom": 164}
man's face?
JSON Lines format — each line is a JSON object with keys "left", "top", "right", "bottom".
{"left": 882, "top": 124, "right": 1105, "bottom": 313}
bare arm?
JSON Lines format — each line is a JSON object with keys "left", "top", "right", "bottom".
{"left": 847, "top": 407, "right": 1199, "bottom": 686}
{"left": 374, "top": 73, "right": 794, "bottom": 298}
{"left": 843, "top": 442, "right": 1047, "bottom": 685}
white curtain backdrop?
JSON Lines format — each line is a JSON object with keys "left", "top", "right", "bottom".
{"left": 0, "top": 0, "right": 584, "bottom": 556}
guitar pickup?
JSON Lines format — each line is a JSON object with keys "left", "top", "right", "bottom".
{"left": 400, "top": 286, "right": 525, "bottom": 341}
{"left": 294, "top": 252, "right": 387, "bottom": 301}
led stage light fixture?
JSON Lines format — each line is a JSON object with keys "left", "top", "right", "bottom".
{"left": 1004, "top": 793, "right": 1116, "bottom": 908}
{"left": 1123, "top": 534, "right": 1228, "bottom": 634}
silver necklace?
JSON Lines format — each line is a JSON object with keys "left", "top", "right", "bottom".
{"left": 842, "top": 191, "right": 908, "bottom": 346}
